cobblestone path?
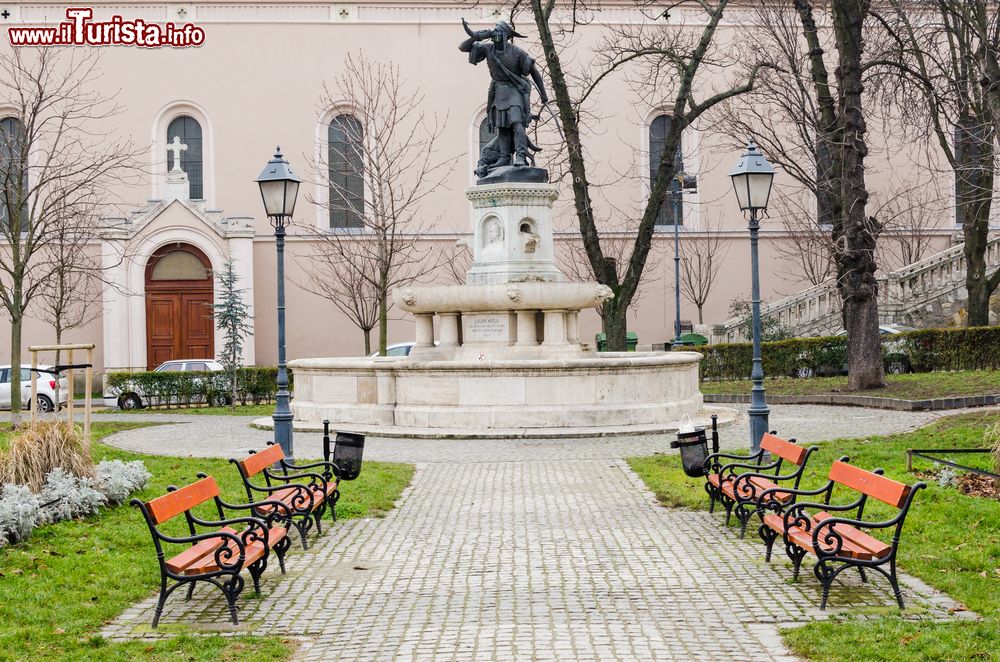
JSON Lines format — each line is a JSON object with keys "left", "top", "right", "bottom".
{"left": 101, "top": 405, "right": 970, "bottom": 661}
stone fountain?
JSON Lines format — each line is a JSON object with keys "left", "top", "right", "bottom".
{"left": 283, "top": 19, "right": 708, "bottom": 438}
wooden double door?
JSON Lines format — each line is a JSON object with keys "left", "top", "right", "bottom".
{"left": 145, "top": 244, "right": 215, "bottom": 370}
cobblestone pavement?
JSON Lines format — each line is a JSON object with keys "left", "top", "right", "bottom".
{"left": 95, "top": 403, "right": 949, "bottom": 463}
{"left": 99, "top": 404, "right": 974, "bottom": 661}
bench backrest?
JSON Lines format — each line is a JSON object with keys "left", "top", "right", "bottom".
{"left": 761, "top": 433, "right": 808, "bottom": 466}
{"left": 144, "top": 476, "right": 219, "bottom": 525}
{"left": 829, "top": 460, "right": 911, "bottom": 508}
{"left": 239, "top": 444, "right": 284, "bottom": 478}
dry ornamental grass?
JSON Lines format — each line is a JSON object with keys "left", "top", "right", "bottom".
{"left": 0, "top": 421, "right": 94, "bottom": 490}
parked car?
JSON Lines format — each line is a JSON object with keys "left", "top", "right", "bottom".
{"left": 0, "top": 365, "right": 69, "bottom": 413}
{"left": 370, "top": 343, "right": 416, "bottom": 357}
{"left": 104, "top": 359, "right": 224, "bottom": 409}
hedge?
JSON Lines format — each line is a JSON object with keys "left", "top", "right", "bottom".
{"left": 105, "top": 367, "right": 290, "bottom": 408}
{"left": 695, "top": 326, "right": 1000, "bottom": 381}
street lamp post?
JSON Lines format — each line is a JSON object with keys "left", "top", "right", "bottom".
{"left": 256, "top": 147, "right": 301, "bottom": 460}
{"left": 670, "top": 172, "right": 697, "bottom": 349}
{"left": 728, "top": 140, "right": 775, "bottom": 453}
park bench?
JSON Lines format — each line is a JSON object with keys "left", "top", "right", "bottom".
{"left": 759, "top": 459, "right": 926, "bottom": 609}
{"left": 132, "top": 475, "right": 291, "bottom": 626}
{"left": 231, "top": 443, "right": 341, "bottom": 549}
{"left": 704, "top": 432, "right": 818, "bottom": 537}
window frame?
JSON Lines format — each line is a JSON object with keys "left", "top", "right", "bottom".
{"left": 327, "top": 113, "right": 365, "bottom": 231}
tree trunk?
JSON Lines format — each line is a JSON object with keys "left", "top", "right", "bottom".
{"left": 697, "top": 305, "right": 704, "bottom": 325}
{"left": 9, "top": 312, "right": 22, "bottom": 428}
{"left": 959, "top": 136, "right": 998, "bottom": 326}
{"left": 833, "top": 0, "right": 884, "bottom": 391}
{"left": 604, "top": 302, "right": 628, "bottom": 352}
{"left": 363, "top": 328, "right": 372, "bottom": 356}
{"left": 54, "top": 341, "right": 62, "bottom": 414}
{"left": 377, "top": 271, "right": 389, "bottom": 356}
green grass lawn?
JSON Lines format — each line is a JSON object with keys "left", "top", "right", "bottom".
{"left": 700, "top": 369, "right": 1000, "bottom": 399}
{"left": 115, "top": 403, "right": 276, "bottom": 417}
{"left": 628, "top": 411, "right": 1000, "bottom": 661}
{"left": 0, "top": 422, "right": 414, "bottom": 661}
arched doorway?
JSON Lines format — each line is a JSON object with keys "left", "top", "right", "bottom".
{"left": 144, "top": 243, "right": 214, "bottom": 370}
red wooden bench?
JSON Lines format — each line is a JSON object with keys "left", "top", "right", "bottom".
{"left": 704, "top": 432, "right": 818, "bottom": 537}
{"left": 231, "top": 443, "right": 340, "bottom": 549}
{"left": 759, "top": 460, "right": 926, "bottom": 609}
{"left": 132, "top": 476, "right": 291, "bottom": 626}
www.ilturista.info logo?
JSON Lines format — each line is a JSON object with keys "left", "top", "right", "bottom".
{"left": 8, "top": 8, "right": 205, "bottom": 47}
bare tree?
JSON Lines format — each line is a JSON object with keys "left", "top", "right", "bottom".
{"left": 871, "top": 180, "right": 943, "bottom": 271}
{"left": 873, "top": 0, "right": 1000, "bottom": 326}
{"left": 679, "top": 215, "right": 729, "bottom": 324}
{"left": 306, "top": 53, "right": 457, "bottom": 355}
{"left": 32, "top": 210, "right": 103, "bottom": 410}
{"left": 517, "top": 0, "right": 772, "bottom": 350}
{"left": 0, "top": 48, "right": 137, "bottom": 424}
{"left": 299, "top": 240, "right": 381, "bottom": 355}
{"left": 770, "top": 190, "right": 838, "bottom": 286}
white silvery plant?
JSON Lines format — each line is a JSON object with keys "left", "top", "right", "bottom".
{"left": 0, "top": 483, "right": 41, "bottom": 546}
{"left": 39, "top": 468, "right": 107, "bottom": 523}
{"left": 95, "top": 460, "right": 152, "bottom": 504}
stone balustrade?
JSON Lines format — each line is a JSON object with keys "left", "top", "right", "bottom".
{"left": 714, "top": 232, "right": 1000, "bottom": 342}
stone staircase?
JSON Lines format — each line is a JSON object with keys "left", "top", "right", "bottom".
{"left": 713, "top": 233, "right": 1000, "bottom": 342}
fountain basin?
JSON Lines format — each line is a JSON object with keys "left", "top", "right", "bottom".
{"left": 288, "top": 351, "right": 704, "bottom": 437}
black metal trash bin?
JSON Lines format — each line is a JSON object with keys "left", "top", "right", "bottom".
{"left": 671, "top": 427, "right": 710, "bottom": 477}
{"left": 322, "top": 420, "right": 366, "bottom": 481}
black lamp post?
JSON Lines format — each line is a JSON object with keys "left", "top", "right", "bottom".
{"left": 670, "top": 172, "right": 698, "bottom": 349}
{"left": 256, "top": 147, "right": 301, "bottom": 460}
{"left": 728, "top": 140, "right": 775, "bottom": 453}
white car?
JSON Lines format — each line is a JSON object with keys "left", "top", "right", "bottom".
{"left": 370, "top": 343, "right": 416, "bottom": 358}
{"left": 0, "top": 365, "right": 70, "bottom": 413}
{"left": 104, "top": 359, "right": 225, "bottom": 409}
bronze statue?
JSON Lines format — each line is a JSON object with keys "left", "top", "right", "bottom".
{"left": 460, "top": 19, "right": 549, "bottom": 178}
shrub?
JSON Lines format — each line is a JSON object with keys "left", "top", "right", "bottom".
{"left": 105, "top": 366, "right": 289, "bottom": 409}
{"left": 696, "top": 326, "right": 1000, "bottom": 381}
{"left": 0, "top": 421, "right": 93, "bottom": 491}
{"left": 0, "top": 484, "right": 41, "bottom": 546}
{"left": 95, "top": 460, "right": 152, "bottom": 504}
{"left": 39, "top": 468, "right": 106, "bottom": 523}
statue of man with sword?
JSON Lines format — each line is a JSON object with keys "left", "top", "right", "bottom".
{"left": 459, "top": 19, "right": 550, "bottom": 176}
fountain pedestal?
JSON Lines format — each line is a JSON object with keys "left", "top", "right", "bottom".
{"left": 288, "top": 180, "right": 709, "bottom": 437}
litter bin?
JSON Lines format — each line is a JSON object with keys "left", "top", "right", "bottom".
{"left": 595, "top": 332, "right": 639, "bottom": 352}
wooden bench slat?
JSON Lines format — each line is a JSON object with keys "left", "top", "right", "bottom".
{"left": 721, "top": 476, "right": 792, "bottom": 502}
{"left": 146, "top": 476, "right": 219, "bottom": 525}
{"left": 761, "top": 433, "right": 807, "bottom": 466}
{"left": 763, "top": 512, "right": 888, "bottom": 560}
{"left": 183, "top": 538, "right": 267, "bottom": 576}
{"left": 829, "top": 461, "right": 911, "bottom": 508}
{"left": 239, "top": 445, "right": 284, "bottom": 477}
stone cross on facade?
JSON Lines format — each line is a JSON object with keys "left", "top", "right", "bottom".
{"left": 167, "top": 136, "right": 187, "bottom": 173}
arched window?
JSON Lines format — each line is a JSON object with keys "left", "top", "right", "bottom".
{"left": 0, "top": 117, "right": 27, "bottom": 230}
{"left": 649, "top": 114, "right": 685, "bottom": 227}
{"left": 166, "top": 115, "right": 203, "bottom": 199}
{"left": 328, "top": 114, "right": 364, "bottom": 230}
{"left": 479, "top": 116, "right": 498, "bottom": 158}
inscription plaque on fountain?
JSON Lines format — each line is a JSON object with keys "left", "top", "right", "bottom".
{"left": 463, "top": 313, "right": 513, "bottom": 343}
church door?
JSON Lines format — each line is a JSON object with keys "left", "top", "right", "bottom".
{"left": 144, "top": 244, "right": 214, "bottom": 370}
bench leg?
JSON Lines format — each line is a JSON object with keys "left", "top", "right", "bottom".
{"left": 723, "top": 498, "right": 734, "bottom": 526}
{"left": 815, "top": 560, "right": 839, "bottom": 610}
{"left": 889, "top": 559, "right": 905, "bottom": 609}
{"left": 704, "top": 482, "right": 717, "bottom": 514}
{"left": 185, "top": 582, "right": 196, "bottom": 601}
{"left": 222, "top": 574, "right": 245, "bottom": 625}
{"left": 313, "top": 508, "right": 324, "bottom": 536}
{"left": 786, "top": 542, "right": 807, "bottom": 581}
{"left": 759, "top": 524, "right": 778, "bottom": 562}
{"left": 152, "top": 578, "right": 170, "bottom": 628}
{"left": 857, "top": 566, "right": 868, "bottom": 583}
{"left": 329, "top": 489, "right": 340, "bottom": 522}
{"left": 248, "top": 558, "right": 266, "bottom": 596}
{"left": 275, "top": 535, "right": 291, "bottom": 573}
{"left": 734, "top": 502, "right": 753, "bottom": 538}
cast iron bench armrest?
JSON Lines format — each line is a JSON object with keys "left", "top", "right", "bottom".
{"left": 243, "top": 480, "right": 316, "bottom": 511}
{"left": 782, "top": 497, "right": 866, "bottom": 532}
{"left": 757, "top": 480, "right": 835, "bottom": 512}
{"left": 720, "top": 459, "right": 780, "bottom": 480}
{"left": 219, "top": 497, "right": 294, "bottom": 519}
{"left": 265, "top": 469, "right": 328, "bottom": 489}
{"left": 155, "top": 529, "right": 246, "bottom": 560}
{"left": 186, "top": 514, "right": 270, "bottom": 541}
{"left": 705, "top": 450, "right": 762, "bottom": 468}
{"left": 732, "top": 469, "right": 801, "bottom": 501}
{"left": 281, "top": 459, "right": 342, "bottom": 480}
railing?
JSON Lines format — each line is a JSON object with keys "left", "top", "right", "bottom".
{"left": 714, "top": 233, "right": 1000, "bottom": 342}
